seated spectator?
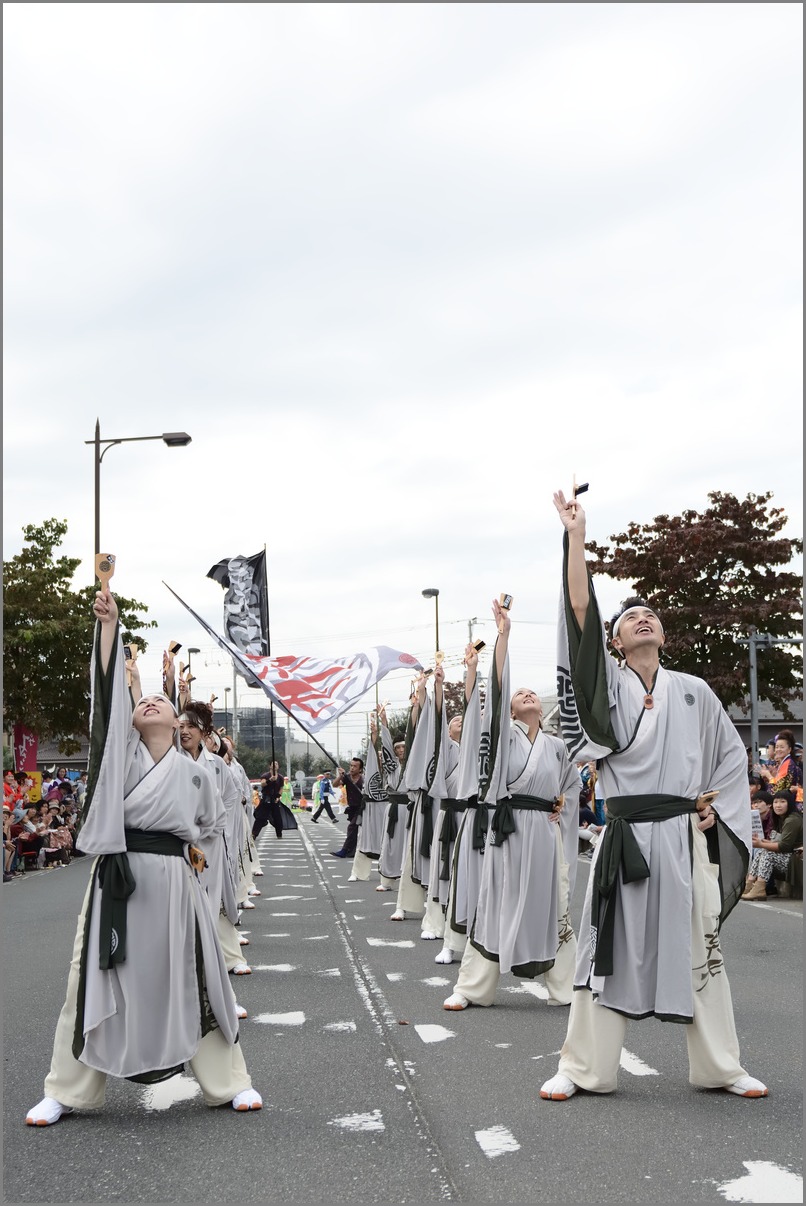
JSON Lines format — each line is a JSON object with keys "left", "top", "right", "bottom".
{"left": 755, "top": 730, "right": 800, "bottom": 798}
{"left": 578, "top": 800, "right": 603, "bottom": 858}
{"left": 75, "top": 771, "right": 89, "bottom": 807}
{"left": 3, "top": 804, "right": 17, "bottom": 879}
{"left": 742, "top": 791, "right": 803, "bottom": 901}
{"left": 751, "top": 791, "right": 775, "bottom": 841}
{"left": 761, "top": 739, "right": 777, "bottom": 767}
{"left": 41, "top": 803, "right": 74, "bottom": 866}
{"left": 11, "top": 807, "right": 46, "bottom": 867}
{"left": 4, "top": 771, "right": 27, "bottom": 821}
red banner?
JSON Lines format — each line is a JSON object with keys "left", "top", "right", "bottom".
{"left": 13, "top": 725, "right": 38, "bottom": 772}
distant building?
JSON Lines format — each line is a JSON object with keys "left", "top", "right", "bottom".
{"left": 726, "top": 697, "right": 802, "bottom": 751}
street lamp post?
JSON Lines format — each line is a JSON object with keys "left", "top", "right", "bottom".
{"left": 223, "top": 687, "right": 231, "bottom": 733}
{"left": 186, "top": 647, "right": 200, "bottom": 681}
{"left": 422, "top": 587, "right": 440, "bottom": 657}
{"left": 85, "top": 419, "right": 192, "bottom": 566}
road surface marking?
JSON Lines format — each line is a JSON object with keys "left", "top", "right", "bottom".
{"left": 253, "top": 1011, "right": 306, "bottom": 1025}
{"left": 475, "top": 1125, "right": 520, "bottom": 1159}
{"left": 414, "top": 1024, "right": 456, "bottom": 1043}
{"left": 717, "top": 1160, "right": 802, "bottom": 1203}
{"left": 329, "top": 1110, "right": 385, "bottom": 1132}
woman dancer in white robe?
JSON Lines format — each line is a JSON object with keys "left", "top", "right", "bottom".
{"left": 26, "top": 588, "right": 261, "bottom": 1125}
{"left": 540, "top": 489, "right": 766, "bottom": 1102}
{"left": 348, "top": 709, "right": 398, "bottom": 884}
{"left": 390, "top": 674, "right": 434, "bottom": 921}
{"left": 179, "top": 708, "right": 252, "bottom": 977}
{"left": 421, "top": 652, "right": 476, "bottom": 962}
{"left": 442, "top": 646, "right": 485, "bottom": 956}
{"left": 373, "top": 711, "right": 410, "bottom": 891}
{"left": 225, "top": 739, "right": 263, "bottom": 886}
{"left": 444, "top": 600, "right": 580, "bottom": 1010}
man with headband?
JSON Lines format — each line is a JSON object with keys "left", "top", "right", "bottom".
{"left": 540, "top": 489, "right": 766, "bottom": 1103}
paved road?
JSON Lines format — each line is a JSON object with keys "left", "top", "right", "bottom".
{"left": 4, "top": 819, "right": 803, "bottom": 1204}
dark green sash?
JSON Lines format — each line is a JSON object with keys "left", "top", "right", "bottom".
{"left": 438, "top": 800, "right": 468, "bottom": 880}
{"left": 98, "top": 830, "right": 186, "bottom": 970}
{"left": 385, "top": 792, "right": 409, "bottom": 839}
{"left": 490, "top": 793, "right": 556, "bottom": 847}
{"left": 592, "top": 795, "right": 696, "bottom": 977}
{"left": 466, "top": 795, "right": 493, "bottom": 850}
{"left": 419, "top": 794, "right": 435, "bottom": 858}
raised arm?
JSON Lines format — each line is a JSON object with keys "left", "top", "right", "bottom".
{"left": 492, "top": 598, "right": 510, "bottom": 687}
{"left": 553, "top": 489, "right": 589, "bottom": 630}
{"left": 463, "top": 642, "right": 478, "bottom": 703}
{"left": 93, "top": 588, "right": 119, "bottom": 674}
{"left": 433, "top": 663, "right": 444, "bottom": 714}
{"left": 410, "top": 671, "right": 428, "bottom": 730}
{"left": 126, "top": 655, "right": 143, "bottom": 706}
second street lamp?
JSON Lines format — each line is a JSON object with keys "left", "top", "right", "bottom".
{"left": 186, "top": 647, "right": 200, "bottom": 682}
{"left": 85, "top": 419, "right": 192, "bottom": 572}
{"left": 422, "top": 587, "right": 440, "bottom": 658}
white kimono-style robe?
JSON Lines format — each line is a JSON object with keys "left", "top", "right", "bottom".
{"left": 75, "top": 627, "right": 238, "bottom": 1080}
{"left": 447, "top": 679, "right": 484, "bottom": 934}
{"left": 403, "top": 692, "right": 440, "bottom": 888}
{"left": 556, "top": 539, "right": 750, "bottom": 1020}
{"left": 378, "top": 723, "right": 410, "bottom": 880}
{"left": 471, "top": 641, "right": 580, "bottom": 976}
{"left": 358, "top": 724, "right": 397, "bottom": 860}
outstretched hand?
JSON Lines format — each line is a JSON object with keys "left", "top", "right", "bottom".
{"left": 93, "top": 589, "right": 118, "bottom": 626}
{"left": 553, "top": 489, "right": 586, "bottom": 535}
{"left": 492, "top": 598, "right": 510, "bottom": 637}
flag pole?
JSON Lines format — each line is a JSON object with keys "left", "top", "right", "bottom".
{"left": 166, "top": 580, "right": 376, "bottom": 771}
{"left": 262, "top": 543, "right": 277, "bottom": 771}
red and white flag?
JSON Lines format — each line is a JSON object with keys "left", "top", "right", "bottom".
{"left": 164, "top": 583, "right": 423, "bottom": 735}
{"left": 243, "top": 648, "right": 422, "bottom": 733}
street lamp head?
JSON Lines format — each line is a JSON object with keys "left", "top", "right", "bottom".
{"left": 187, "top": 647, "right": 201, "bottom": 656}
{"left": 162, "top": 432, "right": 192, "bottom": 447}
{"left": 422, "top": 588, "right": 440, "bottom": 599}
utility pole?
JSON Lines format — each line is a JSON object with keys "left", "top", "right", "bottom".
{"left": 738, "top": 630, "right": 803, "bottom": 763}
{"left": 286, "top": 711, "right": 292, "bottom": 779}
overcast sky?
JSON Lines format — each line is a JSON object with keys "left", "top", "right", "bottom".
{"left": 4, "top": 3, "right": 802, "bottom": 755}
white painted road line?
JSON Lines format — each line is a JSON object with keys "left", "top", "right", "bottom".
{"left": 475, "top": 1125, "right": 520, "bottom": 1159}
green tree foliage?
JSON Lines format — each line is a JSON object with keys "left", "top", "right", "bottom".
{"left": 233, "top": 744, "right": 277, "bottom": 779}
{"left": 584, "top": 492, "right": 803, "bottom": 714}
{"left": 442, "top": 678, "right": 466, "bottom": 722}
{"left": 3, "top": 519, "right": 156, "bottom": 754}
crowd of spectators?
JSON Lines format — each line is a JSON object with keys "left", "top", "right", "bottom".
{"left": 744, "top": 730, "right": 803, "bottom": 903}
{"left": 571, "top": 731, "right": 803, "bottom": 892}
{"left": 3, "top": 767, "right": 86, "bottom": 882}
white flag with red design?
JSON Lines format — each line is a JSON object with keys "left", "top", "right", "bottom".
{"left": 164, "top": 583, "right": 423, "bottom": 734}
{"left": 243, "top": 648, "right": 423, "bottom": 732}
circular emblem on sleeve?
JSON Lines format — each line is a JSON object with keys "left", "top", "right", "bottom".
{"left": 110, "top": 928, "right": 119, "bottom": 954}
{"left": 192, "top": 774, "right": 201, "bottom": 788}
{"left": 684, "top": 694, "right": 695, "bottom": 706}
